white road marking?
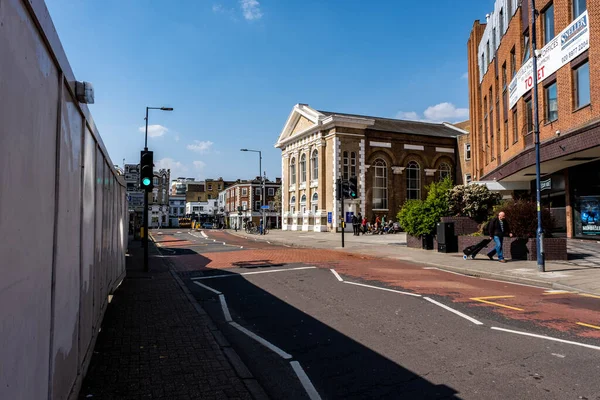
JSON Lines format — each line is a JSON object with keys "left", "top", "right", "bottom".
{"left": 193, "top": 281, "right": 221, "bottom": 295}
{"left": 290, "top": 361, "right": 322, "bottom": 400}
{"left": 478, "top": 277, "right": 548, "bottom": 290}
{"left": 219, "top": 294, "right": 233, "bottom": 322}
{"left": 190, "top": 266, "right": 317, "bottom": 280}
{"left": 551, "top": 353, "right": 566, "bottom": 358}
{"left": 330, "top": 269, "right": 343, "bottom": 282}
{"left": 177, "top": 231, "right": 182, "bottom": 234}
{"left": 344, "top": 281, "right": 421, "bottom": 297}
{"left": 424, "top": 267, "right": 472, "bottom": 278}
{"left": 230, "top": 321, "right": 293, "bottom": 359}
{"left": 491, "top": 327, "right": 600, "bottom": 351}
{"left": 423, "top": 297, "right": 483, "bottom": 326}
{"left": 201, "top": 231, "right": 208, "bottom": 238}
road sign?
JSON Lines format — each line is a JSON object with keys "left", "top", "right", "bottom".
{"left": 327, "top": 212, "right": 332, "bottom": 223}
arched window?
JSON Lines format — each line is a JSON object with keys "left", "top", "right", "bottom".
{"left": 351, "top": 152, "right": 357, "bottom": 177}
{"left": 300, "top": 154, "right": 307, "bottom": 183}
{"left": 300, "top": 194, "right": 307, "bottom": 213}
{"left": 373, "top": 159, "right": 388, "bottom": 209}
{"left": 290, "top": 158, "right": 296, "bottom": 185}
{"left": 311, "top": 150, "right": 318, "bottom": 181}
{"left": 290, "top": 195, "right": 296, "bottom": 213}
{"left": 311, "top": 192, "right": 318, "bottom": 213}
{"left": 343, "top": 151, "right": 349, "bottom": 180}
{"left": 406, "top": 161, "right": 420, "bottom": 200}
{"left": 439, "top": 163, "right": 451, "bottom": 181}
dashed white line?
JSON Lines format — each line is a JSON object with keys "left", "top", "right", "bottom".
{"left": 491, "top": 327, "right": 600, "bottom": 351}
{"left": 230, "top": 322, "right": 293, "bottom": 359}
{"left": 344, "top": 281, "right": 421, "bottom": 297}
{"left": 193, "top": 281, "right": 222, "bottom": 295}
{"left": 423, "top": 297, "right": 483, "bottom": 326}
{"left": 190, "top": 266, "right": 317, "bottom": 280}
{"left": 219, "top": 294, "right": 233, "bottom": 322}
{"left": 330, "top": 269, "right": 343, "bottom": 282}
{"left": 290, "top": 361, "right": 322, "bottom": 400}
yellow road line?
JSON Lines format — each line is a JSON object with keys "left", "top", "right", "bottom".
{"left": 580, "top": 294, "right": 600, "bottom": 299}
{"left": 470, "top": 296, "right": 524, "bottom": 311}
{"left": 542, "top": 291, "right": 572, "bottom": 295}
{"left": 577, "top": 322, "right": 600, "bottom": 330}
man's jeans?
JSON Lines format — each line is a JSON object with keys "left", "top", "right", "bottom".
{"left": 487, "top": 236, "right": 504, "bottom": 260}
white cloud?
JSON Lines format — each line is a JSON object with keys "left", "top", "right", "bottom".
{"left": 423, "top": 102, "right": 469, "bottom": 122}
{"left": 395, "top": 111, "right": 421, "bottom": 121}
{"left": 240, "top": 0, "right": 262, "bottom": 20}
{"left": 396, "top": 102, "right": 469, "bottom": 123}
{"left": 187, "top": 140, "right": 214, "bottom": 154}
{"left": 193, "top": 160, "right": 206, "bottom": 170}
{"left": 212, "top": 4, "right": 224, "bottom": 13}
{"left": 154, "top": 158, "right": 189, "bottom": 178}
{"left": 138, "top": 124, "right": 168, "bottom": 138}
{"left": 174, "top": 135, "right": 180, "bottom": 142}
{"left": 461, "top": 72, "right": 468, "bottom": 80}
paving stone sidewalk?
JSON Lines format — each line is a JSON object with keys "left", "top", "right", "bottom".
{"left": 78, "top": 239, "right": 260, "bottom": 400}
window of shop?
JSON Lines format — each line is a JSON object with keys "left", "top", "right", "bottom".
{"left": 574, "top": 61, "right": 590, "bottom": 109}
{"left": 406, "top": 161, "right": 420, "bottom": 200}
{"left": 545, "top": 81, "right": 558, "bottom": 122}
{"left": 311, "top": 150, "right": 318, "bottom": 181}
{"left": 343, "top": 151, "right": 349, "bottom": 180}
{"left": 525, "top": 98, "right": 533, "bottom": 134}
{"left": 439, "top": 163, "right": 451, "bottom": 181}
{"left": 573, "top": 0, "right": 586, "bottom": 19}
{"left": 543, "top": 4, "right": 555, "bottom": 45}
{"left": 300, "top": 154, "right": 307, "bottom": 183}
{"left": 311, "top": 193, "right": 318, "bottom": 213}
{"left": 373, "top": 159, "right": 388, "bottom": 209}
{"left": 290, "top": 158, "right": 296, "bottom": 185}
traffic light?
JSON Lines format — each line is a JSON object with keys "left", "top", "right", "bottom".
{"left": 336, "top": 178, "right": 342, "bottom": 200}
{"left": 348, "top": 176, "right": 358, "bottom": 199}
{"left": 140, "top": 150, "right": 154, "bottom": 190}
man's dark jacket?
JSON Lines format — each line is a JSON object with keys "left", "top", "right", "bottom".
{"left": 488, "top": 217, "right": 511, "bottom": 238}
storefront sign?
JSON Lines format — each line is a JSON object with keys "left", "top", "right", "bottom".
{"left": 509, "top": 11, "right": 589, "bottom": 108}
{"left": 128, "top": 192, "right": 144, "bottom": 212}
{"left": 327, "top": 212, "right": 332, "bottom": 223}
{"left": 580, "top": 196, "right": 600, "bottom": 236}
{"left": 541, "top": 178, "right": 551, "bottom": 191}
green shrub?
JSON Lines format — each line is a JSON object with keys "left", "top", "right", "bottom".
{"left": 448, "top": 183, "right": 502, "bottom": 223}
{"left": 397, "top": 177, "right": 454, "bottom": 237}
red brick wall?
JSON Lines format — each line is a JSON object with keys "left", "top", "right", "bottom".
{"left": 458, "top": 236, "right": 566, "bottom": 260}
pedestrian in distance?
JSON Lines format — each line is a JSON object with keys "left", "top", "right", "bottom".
{"left": 361, "top": 215, "right": 367, "bottom": 235}
{"left": 486, "top": 211, "right": 513, "bottom": 263}
{"left": 356, "top": 212, "right": 362, "bottom": 236}
{"left": 351, "top": 214, "right": 358, "bottom": 236}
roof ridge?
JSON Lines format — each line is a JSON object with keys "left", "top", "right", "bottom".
{"left": 317, "top": 110, "right": 447, "bottom": 126}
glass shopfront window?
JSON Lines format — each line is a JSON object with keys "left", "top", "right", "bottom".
{"left": 570, "top": 161, "right": 600, "bottom": 238}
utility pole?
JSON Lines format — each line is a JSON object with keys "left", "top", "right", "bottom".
{"left": 530, "top": 0, "right": 545, "bottom": 271}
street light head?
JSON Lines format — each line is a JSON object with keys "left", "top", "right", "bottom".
{"left": 240, "top": 149, "right": 248, "bottom": 152}
{"left": 161, "top": 107, "right": 174, "bottom": 111}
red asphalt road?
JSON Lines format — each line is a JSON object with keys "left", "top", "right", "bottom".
{"left": 154, "top": 231, "right": 600, "bottom": 339}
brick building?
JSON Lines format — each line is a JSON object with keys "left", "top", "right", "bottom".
{"left": 275, "top": 104, "right": 466, "bottom": 232}
{"left": 224, "top": 178, "right": 281, "bottom": 229}
{"left": 467, "top": 0, "right": 599, "bottom": 238}
{"left": 185, "top": 178, "right": 234, "bottom": 202}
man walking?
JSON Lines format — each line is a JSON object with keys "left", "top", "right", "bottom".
{"left": 487, "top": 211, "right": 513, "bottom": 263}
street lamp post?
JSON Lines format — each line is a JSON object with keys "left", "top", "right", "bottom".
{"left": 530, "top": 0, "right": 545, "bottom": 271}
{"left": 241, "top": 149, "right": 265, "bottom": 234}
{"left": 142, "top": 106, "right": 173, "bottom": 272}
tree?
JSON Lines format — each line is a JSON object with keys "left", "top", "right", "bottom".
{"left": 448, "top": 183, "right": 502, "bottom": 223}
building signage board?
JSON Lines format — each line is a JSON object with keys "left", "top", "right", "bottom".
{"left": 128, "top": 192, "right": 145, "bottom": 212}
{"left": 509, "top": 11, "right": 589, "bottom": 108}
{"left": 541, "top": 178, "right": 551, "bottom": 191}
{"left": 327, "top": 212, "right": 332, "bottom": 223}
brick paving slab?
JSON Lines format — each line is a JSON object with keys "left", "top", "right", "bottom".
{"left": 78, "top": 239, "right": 256, "bottom": 400}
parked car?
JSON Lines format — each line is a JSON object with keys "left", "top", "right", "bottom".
{"left": 201, "top": 222, "right": 214, "bottom": 229}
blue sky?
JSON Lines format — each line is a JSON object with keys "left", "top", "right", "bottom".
{"left": 45, "top": 0, "right": 494, "bottom": 182}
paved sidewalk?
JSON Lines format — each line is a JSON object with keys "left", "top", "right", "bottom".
{"left": 224, "top": 229, "right": 600, "bottom": 296}
{"left": 78, "top": 239, "right": 262, "bottom": 400}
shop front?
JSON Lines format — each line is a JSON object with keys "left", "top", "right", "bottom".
{"left": 570, "top": 161, "right": 600, "bottom": 238}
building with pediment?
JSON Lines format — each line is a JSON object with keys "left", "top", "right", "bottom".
{"left": 275, "top": 104, "right": 467, "bottom": 232}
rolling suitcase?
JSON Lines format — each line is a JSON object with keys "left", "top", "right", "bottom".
{"left": 462, "top": 238, "right": 492, "bottom": 260}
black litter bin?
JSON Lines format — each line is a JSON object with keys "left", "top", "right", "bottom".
{"left": 437, "top": 222, "right": 458, "bottom": 253}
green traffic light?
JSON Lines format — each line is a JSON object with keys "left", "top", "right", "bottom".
{"left": 142, "top": 177, "right": 151, "bottom": 186}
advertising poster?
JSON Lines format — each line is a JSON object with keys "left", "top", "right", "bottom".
{"left": 509, "top": 11, "right": 589, "bottom": 108}
{"left": 579, "top": 196, "right": 600, "bottom": 236}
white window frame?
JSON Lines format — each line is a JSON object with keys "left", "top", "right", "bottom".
{"left": 350, "top": 152, "right": 357, "bottom": 177}
{"left": 372, "top": 159, "right": 388, "bottom": 210}
{"left": 311, "top": 150, "right": 318, "bottom": 181}
{"left": 255, "top": 187, "right": 261, "bottom": 196}
{"left": 290, "top": 158, "right": 296, "bottom": 185}
{"left": 311, "top": 192, "right": 318, "bottom": 213}
{"left": 343, "top": 151, "right": 349, "bottom": 180}
{"left": 242, "top": 201, "right": 248, "bottom": 211}
{"left": 268, "top": 188, "right": 274, "bottom": 196}
{"left": 439, "top": 163, "right": 451, "bottom": 181}
{"left": 300, "top": 154, "right": 307, "bottom": 183}
{"left": 406, "top": 161, "right": 420, "bottom": 200}
{"left": 242, "top": 188, "right": 248, "bottom": 196}
{"left": 255, "top": 201, "right": 261, "bottom": 211}
{"left": 465, "top": 143, "right": 471, "bottom": 160}
{"left": 465, "top": 174, "right": 472, "bottom": 184}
